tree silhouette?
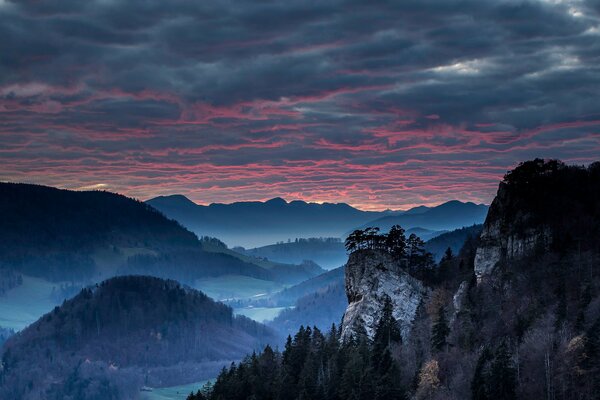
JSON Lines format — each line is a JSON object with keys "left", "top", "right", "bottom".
{"left": 431, "top": 306, "right": 450, "bottom": 352}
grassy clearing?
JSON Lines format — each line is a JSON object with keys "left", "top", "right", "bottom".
{"left": 200, "top": 242, "right": 283, "bottom": 270}
{"left": 234, "top": 306, "right": 286, "bottom": 322}
{"left": 0, "top": 275, "right": 61, "bottom": 330}
{"left": 193, "top": 275, "right": 285, "bottom": 301}
{"left": 141, "top": 380, "right": 211, "bottom": 400}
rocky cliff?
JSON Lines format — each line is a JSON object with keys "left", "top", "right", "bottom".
{"left": 340, "top": 249, "right": 426, "bottom": 341}
{"left": 474, "top": 180, "right": 553, "bottom": 280}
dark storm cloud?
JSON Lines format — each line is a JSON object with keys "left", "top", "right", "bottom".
{"left": 1, "top": 0, "right": 599, "bottom": 209}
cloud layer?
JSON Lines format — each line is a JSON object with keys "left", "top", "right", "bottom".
{"left": 1, "top": 0, "right": 599, "bottom": 209}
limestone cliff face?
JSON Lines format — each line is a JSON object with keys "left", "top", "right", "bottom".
{"left": 474, "top": 182, "right": 552, "bottom": 280}
{"left": 340, "top": 250, "right": 426, "bottom": 341}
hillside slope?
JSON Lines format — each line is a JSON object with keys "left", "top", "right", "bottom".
{"left": 0, "top": 183, "right": 324, "bottom": 287}
{"left": 0, "top": 183, "right": 271, "bottom": 283}
{"left": 425, "top": 224, "right": 483, "bottom": 261}
{"left": 0, "top": 275, "right": 275, "bottom": 399}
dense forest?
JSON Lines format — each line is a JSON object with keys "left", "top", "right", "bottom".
{"left": 0, "top": 276, "right": 275, "bottom": 399}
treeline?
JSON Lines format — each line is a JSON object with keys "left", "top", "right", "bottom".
{"left": 189, "top": 296, "right": 406, "bottom": 400}
{"left": 497, "top": 159, "right": 600, "bottom": 252}
{"left": 275, "top": 237, "right": 342, "bottom": 245}
{"left": 346, "top": 225, "right": 439, "bottom": 283}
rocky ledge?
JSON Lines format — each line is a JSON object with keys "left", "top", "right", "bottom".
{"left": 340, "top": 249, "right": 426, "bottom": 341}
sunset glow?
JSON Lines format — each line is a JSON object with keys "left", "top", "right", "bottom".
{"left": 1, "top": 0, "right": 599, "bottom": 209}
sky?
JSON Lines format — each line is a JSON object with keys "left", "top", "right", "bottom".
{"left": 1, "top": 0, "right": 599, "bottom": 210}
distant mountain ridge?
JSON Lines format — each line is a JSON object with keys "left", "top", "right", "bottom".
{"left": 147, "top": 195, "right": 384, "bottom": 248}
{"left": 147, "top": 195, "right": 488, "bottom": 248}
{"left": 355, "top": 200, "right": 488, "bottom": 233}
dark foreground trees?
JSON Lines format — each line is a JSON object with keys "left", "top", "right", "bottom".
{"left": 190, "top": 306, "right": 406, "bottom": 400}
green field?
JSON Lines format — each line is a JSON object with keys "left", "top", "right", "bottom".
{"left": 234, "top": 306, "right": 286, "bottom": 322}
{"left": 0, "top": 276, "right": 61, "bottom": 330}
{"left": 200, "top": 242, "right": 283, "bottom": 270}
{"left": 141, "top": 380, "right": 211, "bottom": 400}
{"left": 193, "top": 275, "right": 285, "bottom": 301}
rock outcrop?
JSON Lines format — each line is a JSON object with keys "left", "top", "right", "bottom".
{"left": 474, "top": 181, "right": 552, "bottom": 281}
{"left": 340, "top": 249, "right": 426, "bottom": 341}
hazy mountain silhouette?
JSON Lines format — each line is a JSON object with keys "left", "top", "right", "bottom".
{"left": 146, "top": 196, "right": 485, "bottom": 248}
{"left": 147, "top": 195, "right": 386, "bottom": 248}
{"left": 355, "top": 200, "right": 488, "bottom": 233}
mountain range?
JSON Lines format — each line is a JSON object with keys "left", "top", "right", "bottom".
{"left": 353, "top": 200, "right": 488, "bottom": 233}
{"left": 147, "top": 195, "right": 488, "bottom": 248}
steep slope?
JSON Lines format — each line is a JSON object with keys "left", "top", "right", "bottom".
{"left": 425, "top": 224, "right": 483, "bottom": 261}
{"left": 475, "top": 159, "right": 600, "bottom": 280}
{"left": 0, "top": 276, "right": 275, "bottom": 399}
{"left": 357, "top": 200, "right": 488, "bottom": 233}
{"left": 147, "top": 195, "right": 387, "bottom": 248}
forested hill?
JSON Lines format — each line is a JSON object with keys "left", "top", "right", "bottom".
{"left": 425, "top": 224, "right": 483, "bottom": 261}
{"left": 0, "top": 183, "right": 280, "bottom": 282}
{"left": 0, "top": 182, "right": 198, "bottom": 250}
{"left": 0, "top": 275, "right": 275, "bottom": 399}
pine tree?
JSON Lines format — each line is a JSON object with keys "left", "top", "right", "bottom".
{"left": 575, "top": 284, "right": 592, "bottom": 331}
{"left": 386, "top": 225, "right": 407, "bottom": 258}
{"left": 488, "top": 341, "right": 517, "bottom": 400}
{"left": 431, "top": 306, "right": 450, "bottom": 352}
{"left": 373, "top": 349, "right": 404, "bottom": 400}
{"left": 471, "top": 348, "right": 492, "bottom": 400}
{"left": 373, "top": 295, "right": 402, "bottom": 357}
{"left": 442, "top": 247, "right": 453, "bottom": 262}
